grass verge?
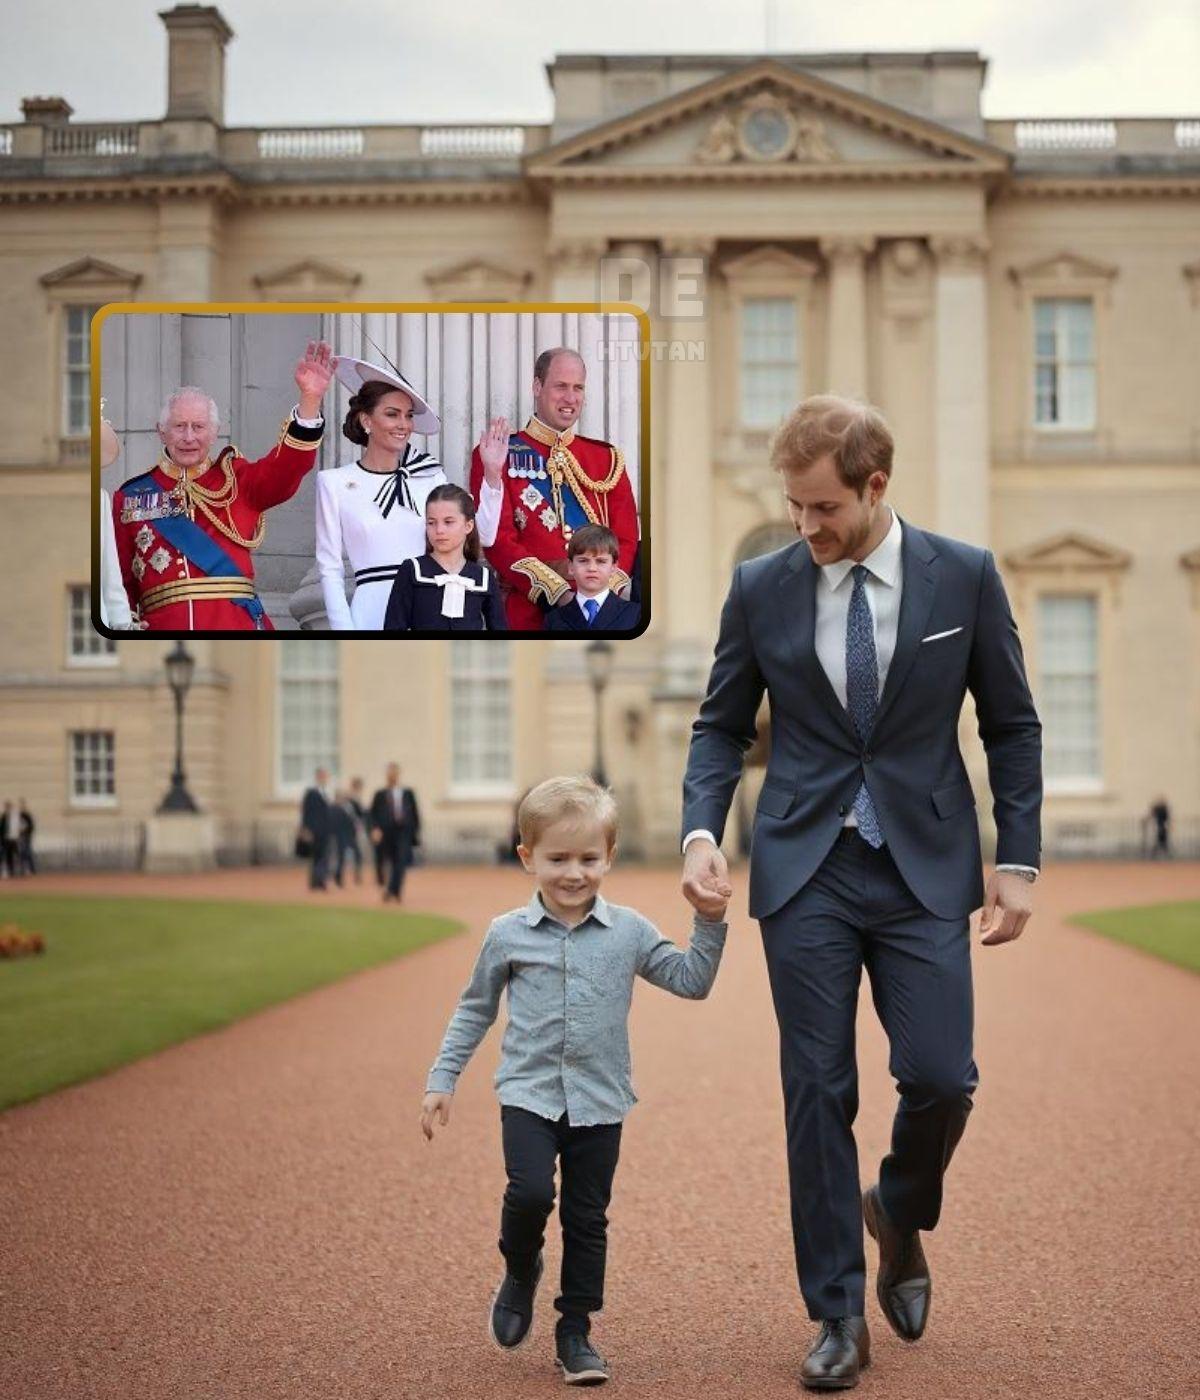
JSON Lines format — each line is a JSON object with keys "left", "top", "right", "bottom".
{"left": 0, "top": 895, "right": 460, "bottom": 1110}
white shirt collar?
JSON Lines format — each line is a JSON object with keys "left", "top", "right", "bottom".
{"left": 821, "top": 508, "right": 902, "bottom": 591}
{"left": 577, "top": 588, "right": 610, "bottom": 613}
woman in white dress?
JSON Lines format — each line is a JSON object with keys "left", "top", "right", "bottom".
{"left": 316, "top": 359, "right": 507, "bottom": 631}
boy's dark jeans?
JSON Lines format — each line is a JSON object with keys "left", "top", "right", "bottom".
{"left": 499, "top": 1106, "right": 622, "bottom": 1337}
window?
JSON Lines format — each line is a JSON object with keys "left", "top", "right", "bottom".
{"left": 450, "top": 641, "right": 512, "bottom": 792}
{"left": 70, "top": 731, "right": 116, "bottom": 806}
{"left": 67, "top": 586, "right": 117, "bottom": 664}
{"left": 740, "top": 297, "right": 798, "bottom": 429}
{"left": 1037, "top": 595, "right": 1100, "bottom": 785}
{"left": 63, "top": 304, "right": 101, "bottom": 436}
{"left": 277, "top": 640, "right": 340, "bottom": 791}
{"left": 1033, "top": 298, "right": 1095, "bottom": 430}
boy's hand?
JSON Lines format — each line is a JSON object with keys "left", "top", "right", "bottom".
{"left": 420, "top": 1092, "right": 452, "bottom": 1140}
{"left": 682, "top": 838, "right": 733, "bottom": 920}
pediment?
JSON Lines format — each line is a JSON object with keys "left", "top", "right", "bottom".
{"left": 527, "top": 60, "right": 1009, "bottom": 184}
{"left": 253, "top": 258, "right": 361, "bottom": 301}
{"left": 1005, "top": 532, "right": 1131, "bottom": 572}
{"left": 1008, "top": 251, "right": 1119, "bottom": 286}
{"left": 39, "top": 256, "right": 141, "bottom": 290}
{"left": 424, "top": 257, "right": 532, "bottom": 301}
{"left": 721, "top": 245, "right": 821, "bottom": 285}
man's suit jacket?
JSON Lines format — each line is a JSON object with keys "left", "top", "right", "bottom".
{"left": 543, "top": 594, "right": 641, "bottom": 634}
{"left": 369, "top": 786, "right": 421, "bottom": 847}
{"left": 300, "top": 787, "right": 331, "bottom": 841}
{"left": 682, "top": 523, "right": 1042, "bottom": 922}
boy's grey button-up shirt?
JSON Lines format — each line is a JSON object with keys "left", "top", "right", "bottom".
{"left": 426, "top": 893, "right": 727, "bottom": 1126}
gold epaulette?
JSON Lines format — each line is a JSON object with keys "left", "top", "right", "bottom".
{"left": 512, "top": 557, "right": 571, "bottom": 606}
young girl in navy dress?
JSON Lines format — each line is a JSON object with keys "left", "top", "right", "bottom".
{"left": 383, "top": 485, "right": 508, "bottom": 633}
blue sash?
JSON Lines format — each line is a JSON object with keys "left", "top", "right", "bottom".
{"left": 124, "top": 472, "right": 266, "bottom": 628}
{"left": 507, "top": 440, "right": 592, "bottom": 534}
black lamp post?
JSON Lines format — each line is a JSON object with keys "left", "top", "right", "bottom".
{"left": 158, "top": 640, "right": 199, "bottom": 813}
{"left": 585, "top": 638, "right": 615, "bottom": 788}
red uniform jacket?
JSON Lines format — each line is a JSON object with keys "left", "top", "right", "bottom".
{"left": 111, "top": 415, "right": 323, "bottom": 631}
{"left": 469, "top": 419, "right": 639, "bottom": 631}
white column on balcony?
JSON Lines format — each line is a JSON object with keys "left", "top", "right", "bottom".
{"left": 930, "top": 235, "right": 990, "bottom": 546}
{"left": 660, "top": 236, "right": 715, "bottom": 684}
{"left": 820, "top": 236, "right": 874, "bottom": 398}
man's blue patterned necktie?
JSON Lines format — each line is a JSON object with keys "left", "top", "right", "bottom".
{"left": 846, "top": 565, "right": 885, "bottom": 848}
{"left": 583, "top": 598, "right": 599, "bottom": 626}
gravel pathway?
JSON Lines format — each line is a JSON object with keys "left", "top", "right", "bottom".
{"left": 2, "top": 861, "right": 1197, "bottom": 1399}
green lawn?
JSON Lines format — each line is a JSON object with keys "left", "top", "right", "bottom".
{"left": 0, "top": 896, "right": 461, "bottom": 1111}
{"left": 1072, "top": 900, "right": 1200, "bottom": 974}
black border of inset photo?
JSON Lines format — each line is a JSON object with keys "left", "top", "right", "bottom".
{"left": 91, "top": 302, "right": 651, "bottom": 642}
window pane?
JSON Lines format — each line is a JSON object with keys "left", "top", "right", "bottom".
{"left": 62, "top": 304, "right": 100, "bottom": 436}
{"left": 1032, "top": 299, "right": 1095, "bottom": 429}
{"left": 276, "top": 640, "right": 339, "bottom": 786}
{"left": 741, "top": 297, "right": 798, "bottom": 428}
{"left": 1037, "top": 596, "right": 1100, "bottom": 781}
{"left": 71, "top": 731, "right": 116, "bottom": 798}
{"left": 450, "top": 640, "right": 512, "bottom": 786}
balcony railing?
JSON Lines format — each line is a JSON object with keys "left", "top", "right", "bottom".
{"left": 46, "top": 124, "right": 140, "bottom": 157}
{"left": 988, "top": 117, "right": 1200, "bottom": 157}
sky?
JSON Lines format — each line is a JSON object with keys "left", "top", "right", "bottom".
{"left": 2, "top": 0, "right": 1197, "bottom": 126}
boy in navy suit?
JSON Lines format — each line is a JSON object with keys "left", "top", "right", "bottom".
{"left": 543, "top": 525, "right": 641, "bottom": 633}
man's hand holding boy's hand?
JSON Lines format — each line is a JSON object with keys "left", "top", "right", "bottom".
{"left": 682, "top": 838, "right": 733, "bottom": 921}
{"left": 420, "top": 1092, "right": 452, "bottom": 1140}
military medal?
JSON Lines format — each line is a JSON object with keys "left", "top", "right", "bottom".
{"left": 514, "top": 506, "right": 527, "bottom": 530}
{"left": 149, "top": 547, "right": 172, "bottom": 574}
{"left": 131, "top": 555, "right": 146, "bottom": 581}
{"left": 540, "top": 506, "right": 558, "bottom": 531}
{"left": 135, "top": 524, "right": 155, "bottom": 553}
{"left": 519, "top": 484, "right": 542, "bottom": 511}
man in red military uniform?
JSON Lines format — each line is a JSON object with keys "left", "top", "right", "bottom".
{"left": 110, "top": 340, "right": 337, "bottom": 631}
{"left": 469, "top": 347, "right": 640, "bottom": 631}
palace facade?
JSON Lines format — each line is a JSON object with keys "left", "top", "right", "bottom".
{"left": 2, "top": 5, "right": 1197, "bottom": 863}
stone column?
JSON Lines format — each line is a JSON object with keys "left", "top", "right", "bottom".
{"left": 660, "top": 236, "right": 715, "bottom": 676}
{"left": 820, "top": 236, "right": 874, "bottom": 397}
{"left": 647, "top": 236, "right": 716, "bottom": 857}
{"left": 548, "top": 239, "right": 607, "bottom": 303}
{"left": 156, "top": 196, "right": 220, "bottom": 300}
{"left": 877, "top": 239, "right": 935, "bottom": 526}
{"left": 930, "top": 236, "right": 990, "bottom": 547}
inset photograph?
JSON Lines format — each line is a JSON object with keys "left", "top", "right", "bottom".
{"left": 94, "top": 306, "right": 647, "bottom": 637}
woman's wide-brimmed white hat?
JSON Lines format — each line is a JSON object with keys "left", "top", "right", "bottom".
{"left": 336, "top": 358, "right": 440, "bottom": 434}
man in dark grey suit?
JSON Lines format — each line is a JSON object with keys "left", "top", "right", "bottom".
{"left": 681, "top": 396, "right": 1041, "bottom": 1391}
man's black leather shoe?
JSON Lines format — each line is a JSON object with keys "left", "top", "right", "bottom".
{"left": 488, "top": 1253, "right": 543, "bottom": 1350}
{"left": 863, "top": 1184, "right": 931, "bottom": 1341}
{"left": 800, "top": 1317, "right": 870, "bottom": 1391}
{"left": 555, "top": 1332, "right": 610, "bottom": 1385}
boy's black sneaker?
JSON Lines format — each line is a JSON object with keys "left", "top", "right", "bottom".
{"left": 488, "top": 1254, "right": 543, "bottom": 1350}
{"left": 555, "top": 1333, "right": 610, "bottom": 1385}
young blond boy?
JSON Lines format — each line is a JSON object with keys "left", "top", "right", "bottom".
{"left": 421, "top": 775, "right": 730, "bottom": 1384}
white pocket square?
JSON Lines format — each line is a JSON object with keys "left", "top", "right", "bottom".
{"left": 921, "top": 627, "right": 963, "bottom": 644}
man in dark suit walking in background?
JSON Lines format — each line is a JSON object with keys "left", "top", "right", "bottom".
{"left": 370, "top": 763, "right": 421, "bottom": 903}
{"left": 300, "top": 767, "right": 333, "bottom": 892}
{"left": 681, "top": 396, "right": 1042, "bottom": 1391}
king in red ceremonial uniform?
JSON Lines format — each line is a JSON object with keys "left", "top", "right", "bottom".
{"left": 110, "top": 340, "right": 337, "bottom": 631}
{"left": 469, "top": 347, "right": 640, "bottom": 631}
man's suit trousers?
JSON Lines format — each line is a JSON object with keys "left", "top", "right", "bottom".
{"left": 760, "top": 829, "right": 978, "bottom": 1320}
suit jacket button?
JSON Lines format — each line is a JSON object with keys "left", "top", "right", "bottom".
{"left": 838, "top": 805, "right": 848, "bottom": 817}
{"left": 863, "top": 751, "right": 873, "bottom": 763}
